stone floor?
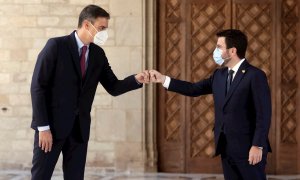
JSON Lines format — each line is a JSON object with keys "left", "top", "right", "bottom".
{"left": 0, "top": 170, "right": 300, "bottom": 180}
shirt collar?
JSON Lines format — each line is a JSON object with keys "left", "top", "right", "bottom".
{"left": 74, "top": 31, "right": 89, "bottom": 50}
{"left": 230, "top": 58, "right": 245, "bottom": 72}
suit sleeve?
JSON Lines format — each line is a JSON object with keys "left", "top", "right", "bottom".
{"left": 99, "top": 51, "right": 142, "bottom": 96}
{"left": 168, "top": 74, "right": 214, "bottom": 97}
{"left": 251, "top": 70, "right": 271, "bottom": 147}
{"left": 30, "top": 39, "right": 57, "bottom": 127}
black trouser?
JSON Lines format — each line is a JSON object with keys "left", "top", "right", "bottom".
{"left": 219, "top": 133, "right": 267, "bottom": 180}
{"left": 31, "top": 119, "right": 88, "bottom": 180}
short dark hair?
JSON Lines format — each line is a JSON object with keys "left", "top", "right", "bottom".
{"left": 216, "top": 29, "right": 248, "bottom": 59}
{"left": 78, "top": 5, "right": 110, "bottom": 28}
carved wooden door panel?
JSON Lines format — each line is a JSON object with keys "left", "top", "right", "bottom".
{"left": 157, "top": 0, "right": 300, "bottom": 174}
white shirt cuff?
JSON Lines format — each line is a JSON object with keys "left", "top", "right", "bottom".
{"left": 163, "top": 76, "right": 171, "bottom": 89}
{"left": 37, "top": 125, "right": 50, "bottom": 131}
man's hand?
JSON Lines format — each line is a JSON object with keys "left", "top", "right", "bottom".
{"left": 149, "top": 70, "right": 166, "bottom": 83}
{"left": 39, "top": 130, "right": 53, "bottom": 153}
{"left": 248, "top": 146, "right": 263, "bottom": 165}
{"left": 135, "top": 70, "right": 150, "bottom": 84}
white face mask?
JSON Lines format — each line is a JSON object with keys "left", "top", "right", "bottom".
{"left": 88, "top": 22, "right": 108, "bottom": 46}
{"left": 213, "top": 48, "right": 230, "bottom": 66}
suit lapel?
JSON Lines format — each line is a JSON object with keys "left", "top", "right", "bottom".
{"left": 67, "top": 31, "right": 82, "bottom": 81}
{"left": 223, "top": 60, "right": 250, "bottom": 108}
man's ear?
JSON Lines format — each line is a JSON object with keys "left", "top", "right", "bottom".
{"left": 82, "top": 20, "right": 89, "bottom": 29}
{"left": 231, "top": 47, "right": 237, "bottom": 55}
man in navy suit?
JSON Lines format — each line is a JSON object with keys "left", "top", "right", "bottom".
{"left": 30, "top": 5, "right": 149, "bottom": 180}
{"left": 150, "top": 29, "right": 271, "bottom": 180}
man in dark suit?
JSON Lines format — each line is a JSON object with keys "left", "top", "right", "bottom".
{"left": 150, "top": 29, "right": 271, "bottom": 180}
{"left": 30, "top": 5, "right": 149, "bottom": 180}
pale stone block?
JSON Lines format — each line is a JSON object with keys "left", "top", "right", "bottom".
{"left": 86, "top": 151, "right": 97, "bottom": 165}
{"left": 0, "top": 151, "right": 33, "bottom": 166}
{"left": 13, "top": 73, "right": 30, "bottom": 83}
{"left": 94, "top": 0, "right": 109, "bottom": 5}
{"left": 4, "top": 38, "right": 33, "bottom": 49}
{"left": 112, "top": 90, "right": 142, "bottom": 109}
{"left": 14, "top": 0, "right": 41, "bottom": 3}
{"left": 59, "top": 17, "right": 77, "bottom": 27}
{"left": 38, "top": 17, "right": 60, "bottom": 27}
{"left": 69, "top": 0, "right": 93, "bottom": 5}
{"left": 42, "top": 0, "right": 67, "bottom": 3}
{"left": 0, "top": 0, "right": 11, "bottom": 3}
{"left": 10, "top": 49, "right": 28, "bottom": 61}
{"left": 130, "top": 47, "right": 143, "bottom": 73}
{"left": 50, "top": 5, "right": 77, "bottom": 16}
{"left": 0, "top": 140, "right": 12, "bottom": 151}
{"left": 0, "top": 130, "right": 17, "bottom": 140}
{"left": 9, "top": 17, "right": 37, "bottom": 27}
{"left": 0, "top": 73, "right": 10, "bottom": 84}
{"left": 0, "top": 84, "right": 19, "bottom": 94}
{"left": 96, "top": 86, "right": 107, "bottom": 94}
{"left": 88, "top": 141, "right": 114, "bottom": 151}
{"left": 32, "top": 38, "right": 48, "bottom": 49}
{"left": 11, "top": 140, "right": 32, "bottom": 151}
{"left": 26, "top": 128, "right": 35, "bottom": 140}
{"left": 95, "top": 151, "right": 115, "bottom": 167}
{"left": 75, "top": 6, "right": 87, "bottom": 15}
{"left": 103, "top": 47, "right": 131, "bottom": 77}
{"left": 95, "top": 109, "right": 126, "bottom": 141}
{"left": 0, "top": 94, "right": 9, "bottom": 104}
{"left": 0, "top": 17, "right": 8, "bottom": 26}
{"left": 0, "top": 62, "right": 21, "bottom": 73}
{"left": 8, "top": 94, "right": 31, "bottom": 106}
{"left": 0, "top": 5, "right": 23, "bottom": 15}
{"left": 102, "top": 28, "right": 115, "bottom": 46}
{"left": 18, "top": 84, "right": 31, "bottom": 94}
{"left": 107, "top": 17, "right": 115, "bottom": 29}
{"left": 126, "top": 110, "right": 142, "bottom": 142}
{"left": 28, "top": 49, "right": 41, "bottom": 61}
{"left": 115, "top": 17, "right": 142, "bottom": 46}
{"left": 0, "top": 50, "right": 10, "bottom": 61}
{"left": 0, "top": 27, "right": 21, "bottom": 38}
{"left": 115, "top": 142, "right": 143, "bottom": 171}
{"left": 13, "top": 106, "right": 32, "bottom": 117}
{"left": 24, "top": 5, "right": 49, "bottom": 15}
{"left": 110, "top": 0, "right": 142, "bottom": 16}
{"left": 15, "top": 129, "right": 28, "bottom": 139}
{"left": 20, "top": 62, "right": 35, "bottom": 73}
{"left": 93, "top": 94, "right": 112, "bottom": 107}
{"left": 45, "top": 28, "right": 67, "bottom": 38}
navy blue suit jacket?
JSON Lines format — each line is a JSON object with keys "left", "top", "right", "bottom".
{"left": 168, "top": 60, "right": 271, "bottom": 156}
{"left": 31, "top": 31, "right": 142, "bottom": 142}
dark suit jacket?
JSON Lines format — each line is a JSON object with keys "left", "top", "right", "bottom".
{"left": 168, "top": 60, "right": 271, "bottom": 156}
{"left": 31, "top": 31, "right": 142, "bottom": 142}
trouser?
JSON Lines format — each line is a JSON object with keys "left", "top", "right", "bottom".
{"left": 31, "top": 119, "right": 88, "bottom": 180}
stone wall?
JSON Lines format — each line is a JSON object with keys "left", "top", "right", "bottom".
{"left": 0, "top": 0, "right": 149, "bottom": 172}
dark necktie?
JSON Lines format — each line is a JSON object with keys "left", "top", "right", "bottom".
{"left": 80, "top": 45, "right": 87, "bottom": 78}
{"left": 226, "top": 69, "right": 234, "bottom": 95}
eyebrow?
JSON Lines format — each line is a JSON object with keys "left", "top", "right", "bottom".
{"left": 100, "top": 26, "right": 107, "bottom": 30}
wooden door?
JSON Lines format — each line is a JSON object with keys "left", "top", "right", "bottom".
{"left": 157, "top": 0, "right": 300, "bottom": 174}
